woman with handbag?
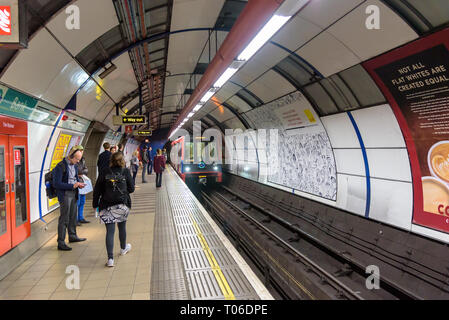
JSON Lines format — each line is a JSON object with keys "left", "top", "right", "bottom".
{"left": 93, "top": 152, "right": 135, "bottom": 267}
{"left": 154, "top": 148, "right": 166, "bottom": 188}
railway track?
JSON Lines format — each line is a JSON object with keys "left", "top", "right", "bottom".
{"left": 200, "top": 186, "right": 421, "bottom": 300}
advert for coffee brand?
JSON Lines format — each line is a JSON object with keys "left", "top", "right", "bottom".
{"left": 364, "top": 28, "right": 449, "bottom": 233}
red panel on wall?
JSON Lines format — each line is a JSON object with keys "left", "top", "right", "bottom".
{"left": 0, "top": 115, "right": 27, "bottom": 136}
{"left": 363, "top": 27, "right": 449, "bottom": 233}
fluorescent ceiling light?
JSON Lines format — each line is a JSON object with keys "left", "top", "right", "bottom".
{"left": 214, "top": 67, "right": 238, "bottom": 88}
{"left": 237, "top": 15, "right": 291, "bottom": 61}
{"left": 187, "top": 112, "right": 194, "bottom": 118}
{"left": 200, "top": 90, "right": 215, "bottom": 103}
{"left": 193, "top": 104, "right": 203, "bottom": 112}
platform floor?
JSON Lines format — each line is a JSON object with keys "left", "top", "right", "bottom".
{"left": 0, "top": 167, "right": 271, "bottom": 300}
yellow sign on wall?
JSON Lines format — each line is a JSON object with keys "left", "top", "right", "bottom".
{"left": 48, "top": 133, "right": 72, "bottom": 207}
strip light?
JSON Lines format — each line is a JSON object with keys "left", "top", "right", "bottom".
{"left": 193, "top": 104, "right": 203, "bottom": 112}
{"left": 200, "top": 89, "right": 216, "bottom": 103}
{"left": 238, "top": 15, "right": 291, "bottom": 61}
{"left": 171, "top": 0, "right": 311, "bottom": 139}
{"left": 214, "top": 67, "right": 238, "bottom": 88}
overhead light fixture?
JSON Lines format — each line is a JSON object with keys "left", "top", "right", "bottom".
{"left": 237, "top": 15, "right": 291, "bottom": 61}
{"left": 214, "top": 67, "right": 238, "bottom": 88}
{"left": 187, "top": 112, "right": 194, "bottom": 118}
{"left": 170, "top": 0, "right": 310, "bottom": 139}
{"left": 193, "top": 104, "right": 203, "bottom": 112}
{"left": 99, "top": 62, "right": 117, "bottom": 79}
{"left": 200, "top": 89, "right": 216, "bottom": 103}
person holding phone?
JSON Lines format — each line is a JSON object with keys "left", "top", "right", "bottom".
{"left": 52, "top": 145, "right": 87, "bottom": 251}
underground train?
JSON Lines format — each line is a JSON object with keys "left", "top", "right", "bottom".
{"left": 170, "top": 136, "right": 222, "bottom": 185}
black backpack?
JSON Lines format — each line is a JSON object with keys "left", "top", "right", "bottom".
{"left": 44, "top": 162, "right": 66, "bottom": 199}
{"left": 103, "top": 168, "right": 127, "bottom": 204}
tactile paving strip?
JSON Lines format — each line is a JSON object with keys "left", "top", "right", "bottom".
{"left": 150, "top": 182, "right": 190, "bottom": 300}
{"left": 151, "top": 167, "right": 259, "bottom": 300}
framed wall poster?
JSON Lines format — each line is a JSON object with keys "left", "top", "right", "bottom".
{"left": 47, "top": 132, "right": 72, "bottom": 209}
{"left": 363, "top": 27, "right": 449, "bottom": 233}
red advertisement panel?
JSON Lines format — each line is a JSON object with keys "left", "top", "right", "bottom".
{"left": 364, "top": 28, "right": 449, "bottom": 233}
{"left": 0, "top": 6, "right": 12, "bottom": 36}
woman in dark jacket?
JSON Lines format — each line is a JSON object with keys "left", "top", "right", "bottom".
{"left": 93, "top": 152, "right": 135, "bottom": 267}
{"left": 154, "top": 148, "right": 166, "bottom": 188}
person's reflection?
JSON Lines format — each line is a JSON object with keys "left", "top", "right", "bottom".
{"left": 0, "top": 178, "right": 5, "bottom": 233}
{"left": 15, "top": 151, "right": 27, "bottom": 225}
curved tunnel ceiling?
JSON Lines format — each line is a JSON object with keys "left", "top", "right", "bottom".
{"left": 0, "top": 0, "right": 448, "bottom": 137}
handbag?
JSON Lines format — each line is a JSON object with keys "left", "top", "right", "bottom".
{"left": 78, "top": 175, "right": 93, "bottom": 195}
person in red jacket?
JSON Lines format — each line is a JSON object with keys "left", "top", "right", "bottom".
{"left": 154, "top": 148, "right": 166, "bottom": 188}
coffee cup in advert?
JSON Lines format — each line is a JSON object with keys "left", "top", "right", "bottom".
{"left": 428, "top": 141, "right": 449, "bottom": 183}
{"left": 422, "top": 176, "right": 449, "bottom": 216}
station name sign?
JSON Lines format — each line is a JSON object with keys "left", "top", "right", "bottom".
{"left": 112, "top": 115, "right": 147, "bottom": 125}
{"left": 134, "top": 130, "right": 152, "bottom": 136}
{"left": 0, "top": 0, "right": 28, "bottom": 49}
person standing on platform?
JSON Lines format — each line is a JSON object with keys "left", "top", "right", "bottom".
{"left": 110, "top": 145, "right": 117, "bottom": 154}
{"left": 154, "top": 148, "right": 166, "bottom": 188}
{"left": 93, "top": 152, "right": 135, "bottom": 267}
{"left": 97, "top": 142, "right": 112, "bottom": 174}
{"left": 53, "top": 145, "right": 87, "bottom": 251}
{"left": 147, "top": 146, "right": 153, "bottom": 175}
{"left": 117, "top": 143, "right": 124, "bottom": 153}
{"left": 77, "top": 153, "right": 90, "bottom": 225}
{"left": 141, "top": 146, "right": 149, "bottom": 183}
{"left": 130, "top": 150, "right": 140, "bottom": 183}
{"left": 140, "top": 138, "right": 150, "bottom": 151}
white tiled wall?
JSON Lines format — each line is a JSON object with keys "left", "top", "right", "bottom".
{"left": 351, "top": 104, "right": 406, "bottom": 148}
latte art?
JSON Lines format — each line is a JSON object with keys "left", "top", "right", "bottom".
{"left": 430, "top": 143, "right": 449, "bottom": 182}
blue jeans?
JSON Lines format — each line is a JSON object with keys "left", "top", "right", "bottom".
{"left": 147, "top": 162, "right": 153, "bottom": 175}
{"left": 77, "top": 194, "right": 86, "bottom": 221}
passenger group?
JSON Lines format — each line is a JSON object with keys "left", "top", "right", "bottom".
{"left": 50, "top": 139, "right": 166, "bottom": 267}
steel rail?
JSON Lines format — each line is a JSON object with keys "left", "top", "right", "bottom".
{"left": 204, "top": 190, "right": 364, "bottom": 300}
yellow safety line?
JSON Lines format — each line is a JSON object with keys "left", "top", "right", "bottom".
{"left": 190, "top": 214, "right": 236, "bottom": 300}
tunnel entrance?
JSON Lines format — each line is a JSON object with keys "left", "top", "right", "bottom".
{"left": 81, "top": 121, "right": 109, "bottom": 186}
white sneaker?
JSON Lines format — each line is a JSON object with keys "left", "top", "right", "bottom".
{"left": 106, "top": 258, "right": 114, "bottom": 267}
{"left": 120, "top": 243, "right": 132, "bottom": 255}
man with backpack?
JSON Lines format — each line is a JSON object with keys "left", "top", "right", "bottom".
{"left": 52, "top": 145, "right": 87, "bottom": 251}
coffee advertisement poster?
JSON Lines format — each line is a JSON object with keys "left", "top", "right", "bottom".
{"left": 364, "top": 28, "right": 449, "bottom": 233}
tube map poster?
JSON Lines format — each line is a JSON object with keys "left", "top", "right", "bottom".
{"left": 363, "top": 28, "right": 449, "bottom": 233}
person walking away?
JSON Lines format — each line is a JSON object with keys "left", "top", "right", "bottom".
{"left": 97, "top": 142, "right": 112, "bottom": 174}
{"left": 154, "top": 148, "right": 166, "bottom": 188}
{"left": 53, "top": 145, "right": 87, "bottom": 251}
{"left": 92, "top": 152, "right": 135, "bottom": 267}
{"left": 141, "top": 146, "right": 149, "bottom": 183}
{"left": 130, "top": 150, "right": 140, "bottom": 182}
{"left": 77, "top": 154, "right": 90, "bottom": 224}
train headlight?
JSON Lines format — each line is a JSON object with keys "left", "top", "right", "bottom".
{"left": 185, "top": 166, "right": 190, "bottom": 172}
{"left": 213, "top": 166, "right": 218, "bottom": 171}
